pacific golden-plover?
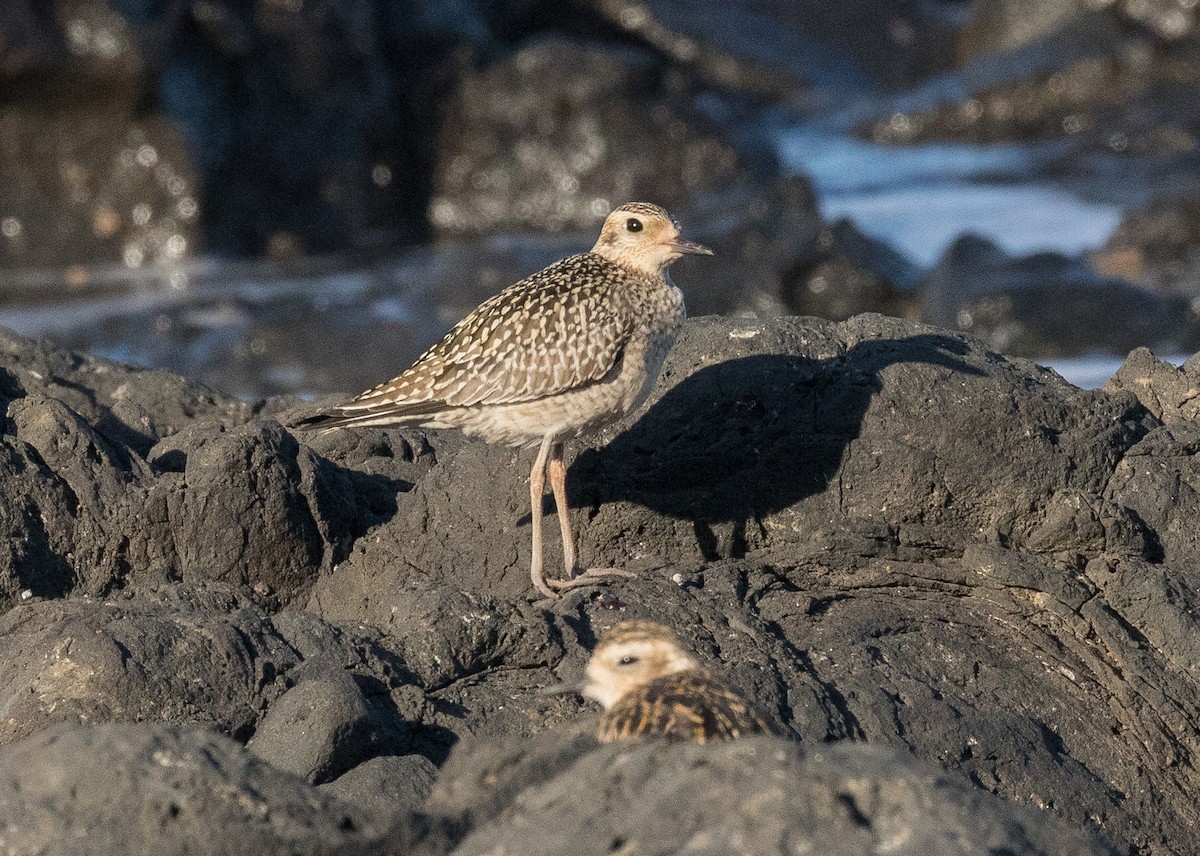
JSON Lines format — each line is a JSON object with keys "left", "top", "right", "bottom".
{"left": 297, "top": 203, "right": 711, "bottom": 598}
{"left": 567, "top": 620, "right": 775, "bottom": 742}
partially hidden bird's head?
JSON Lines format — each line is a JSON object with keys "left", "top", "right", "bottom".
{"left": 592, "top": 202, "right": 713, "bottom": 275}
{"left": 581, "top": 620, "right": 699, "bottom": 709}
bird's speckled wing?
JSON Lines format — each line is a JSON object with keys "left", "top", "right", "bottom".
{"left": 597, "top": 670, "right": 775, "bottom": 744}
{"left": 322, "top": 253, "right": 638, "bottom": 423}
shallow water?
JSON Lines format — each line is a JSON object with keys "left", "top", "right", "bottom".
{"left": 779, "top": 129, "right": 1127, "bottom": 267}
{"left": 1039, "top": 353, "right": 1186, "bottom": 390}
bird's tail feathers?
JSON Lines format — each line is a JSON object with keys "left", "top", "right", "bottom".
{"left": 292, "top": 398, "right": 450, "bottom": 432}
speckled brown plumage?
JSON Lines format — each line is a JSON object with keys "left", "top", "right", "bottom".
{"left": 305, "top": 253, "right": 662, "bottom": 443}
{"left": 297, "top": 204, "right": 712, "bottom": 598}
{"left": 597, "top": 668, "right": 775, "bottom": 743}
{"left": 581, "top": 620, "right": 774, "bottom": 743}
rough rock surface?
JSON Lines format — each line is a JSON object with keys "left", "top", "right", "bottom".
{"left": 425, "top": 734, "right": 1113, "bottom": 856}
{"left": 319, "top": 753, "right": 438, "bottom": 822}
{"left": 1094, "top": 192, "right": 1200, "bottom": 300}
{"left": 919, "top": 234, "right": 1200, "bottom": 357}
{"left": 1106, "top": 346, "right": 1200, "bottom": 424}
{"left": 962, "top": 0, "right": 1200, "bottom": 59}
{"left": 777, "top": 218, "right": 919, "bottom": 322}
{"left": 0, "top": 0, "right": 808, "bottom": 266}
{"left": 0, "top": 723, "right": 392, "bottom": 856}
{"left": 2, "top": 315, "right": 1199, "bottom": 853}
{"left": 426, "top": 37, "right": 767, "bottom": 239}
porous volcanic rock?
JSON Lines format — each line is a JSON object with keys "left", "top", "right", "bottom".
{"left": 319, "top": 753, "right": 438, "bottom": 822}
{"left": 1093, "top": 192, "right": 1200, "bottom": 300}
{"left": 426, "top": 36, "right": 776, "bottom": 240}
{"left": 0, "top": 0, "right": 817, "bottom": 268}
{"left": 919, "top": 234, "right": 1199, "bottom": 358}
{"left": 3, "top": 315, "right": 1200, "bottom": 853}
{"left": 0, "top": 584, "right": 423, "bottom": 755}
{"left": 424, "top": 733, "right": 1113, "bottom": 856}
{"left": 0, "top": 723, "right": 397, "bottom": 856}
{"left": 868, "top": 0, "right": 1200, "bottom": 200}
{"left": 962, "top": 0, "right": 1200, "bottom": 59}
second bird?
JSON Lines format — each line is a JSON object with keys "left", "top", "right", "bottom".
{"left": 298, "top": 202, "right": 712, "bottom": 598}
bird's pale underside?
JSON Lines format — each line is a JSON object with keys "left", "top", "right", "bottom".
{"left": 579, "top": 620, "right": 775, "bottom": 743}
{"left": 297, "top": 202, "right": 712, "bottom": 597}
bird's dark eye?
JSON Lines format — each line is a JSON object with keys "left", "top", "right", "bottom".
{"left": 618, "top": 655, "right": 639, "bottom": 666}
{"left": 625, "top": 218, "right": 643, "bottom": 233}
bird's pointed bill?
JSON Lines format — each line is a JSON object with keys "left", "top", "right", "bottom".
{"left": 671, "top": 239, "right": 714, "bottom": 256}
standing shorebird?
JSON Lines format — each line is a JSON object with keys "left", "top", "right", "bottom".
{"left": 557, "top": 620, "right": 775, "bottom": 742}
{"left": 297, "top": 203, "right": 711, "bottom": 598}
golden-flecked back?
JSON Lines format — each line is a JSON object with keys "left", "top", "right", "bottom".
{"left": 596, "top": 668, "right": 776, "bottom": 743}
{"left": 340, "top": 253, "right": 642, "bottom": 417}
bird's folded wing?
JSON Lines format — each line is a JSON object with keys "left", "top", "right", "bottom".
{"left": 597, "top": 671, "right": 773, "bottom": 743}
{"left": 349, "top": 257, "right": 636, "bottom": 412}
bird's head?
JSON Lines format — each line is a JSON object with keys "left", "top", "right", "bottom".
{"left": 580, "top": 620, "right": 699, "bottom": 709}
{"left": 591, "top": 202, "right": 713, "bottom": 275}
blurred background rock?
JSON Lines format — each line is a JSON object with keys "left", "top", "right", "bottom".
{"left": 1, "top": 0, "right": 1198, "bottom": 398}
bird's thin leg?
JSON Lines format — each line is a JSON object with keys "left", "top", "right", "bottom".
{"left": 529, "top": 434, "right": 556, "bottom": 599}
{"left": 547, "top": 442, "right": 577, "bottom": 576}
{"left": 544, "top": 443, "right": 634, "bottom": 591}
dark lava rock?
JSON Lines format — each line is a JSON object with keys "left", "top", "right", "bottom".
{"left": 0, "top": 327, "right": 253, "bottom": 454}
{"left": 425, "top": 733, "right": 1113, "bottom": 856}
{"left": 0, "top": 0, "right": 826, "bottom": 270}
{"left": 867, "top": 2, "right": 1200, "bottom": 186}
{"left": 1094, "top": 192, "right": 1200, "bottom": 300}
{"left": 427, "top": 37, "right": 770, "bottom": 239}
{"left": 248, "top": 664, "right": 381, "bottom": 785}
{"left": 919, "top": 233, "right": 1199, "bottom": 357}
{"left": 0, "top": 326, "right": 367, "bottom": 607}
{"left": 152, "top": 420, "right": 355, "bottom": 604}
{"left": 0, "top": 723, "right": 395, "bottom": 856}
{"left": 1104, "top": 348, "right": 1200, "bottom": 568}
{"left": 314, "top": 313, "right": 1153, "bottom": 598}
{"left": 7, "top": 316, "right": 1200, "bottom": 852}
{"left": 0, "top": 588, "right": 298, "bottom": 746}
{"left": 1106, "top": 421, "right": 1200, "bottom": 568}
{"left": 298, "top": 314, "right": 1200, "bottom": 853}
{"left": 779, "top": 218, "right": 920, "bottom": 320}
{"left": 319, "top": 754, "right": 438, "bottom": 821}
{"left": 0, "top": 0, "right": 474, "bottom": 264}
{"left": 1105, "top": 346, "right": 1200, "bottom": 423}
{"left": 962, "top": 0, "right": 1200, "bottom": 59}
{"left": 0, "top": 584, "right": 424, "bottom": 760}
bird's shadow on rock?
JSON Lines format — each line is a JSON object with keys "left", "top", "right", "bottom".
{"left": 568, "top": 334, "right": 984, "bottom": 560}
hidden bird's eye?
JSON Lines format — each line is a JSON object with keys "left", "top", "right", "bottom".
{"left": 618, "top": 655, "right": 639, "bottom": 666}
{"left": 625, "top": 218, "right": 643, "bottom": 233}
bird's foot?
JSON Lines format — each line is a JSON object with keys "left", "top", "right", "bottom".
{"left": 547, "top": 567, "right": 636, "bottom": 593}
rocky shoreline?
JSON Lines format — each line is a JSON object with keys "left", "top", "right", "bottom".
{"left": 2, "top": 314, "right": 1199, "bottom": 853}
